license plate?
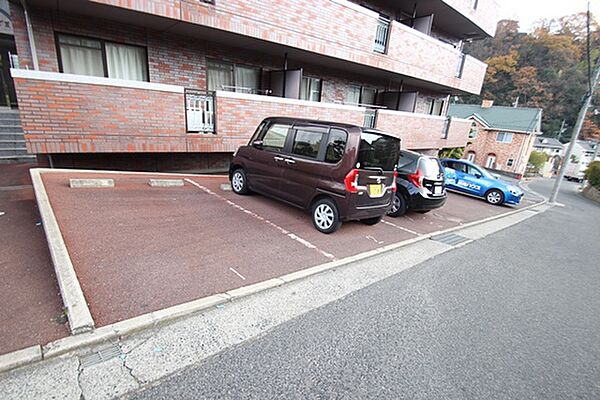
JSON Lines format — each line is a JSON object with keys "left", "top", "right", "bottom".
{"left": 434, "top": 186, "right": 442, "bottom": 195}
{"left": 369, "top": 184, "right": 383, "bottom": 197}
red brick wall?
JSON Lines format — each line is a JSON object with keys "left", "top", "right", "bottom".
{"left": 464, "top": 121, "right": 534, "bottom": 174}
{"left": 14, "top": 77, "right": 186, "bottom": 154}
{"left": 375, "top": 112, "right": 470, "bottom": 151}
{"left": 205, "top": 93, "right": 366, "bottom": 152}
{"left": 78, "top": 0, "right": 487, "bottom": 94}
{"left": 13, "top": 74, "right": 368, "bottom": 154}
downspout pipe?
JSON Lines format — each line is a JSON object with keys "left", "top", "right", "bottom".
{"left": 19, "top": 0, "right": 39, "bottom": 70}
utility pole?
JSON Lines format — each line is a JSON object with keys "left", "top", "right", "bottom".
{"left": 549, "top": 57, "right": 600, "bottom": 204}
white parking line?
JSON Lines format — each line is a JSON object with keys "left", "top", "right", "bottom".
{"left": 184, "top": 178, "right": 337, "bottom": 261}
{"left": 365, "top": 235, "right": 384, "bottom": 245}
{"left": 229, "top": 267, "right": 246, "bottom": 281}
{"left": 381, "top": 219, "right": 422, "bottom": 236}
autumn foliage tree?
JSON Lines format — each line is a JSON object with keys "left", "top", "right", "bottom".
{"left": 462, "top": 14, "right": 600, "bottom": 141}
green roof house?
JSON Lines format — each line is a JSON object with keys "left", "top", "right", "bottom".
{"left": 448, "top": 101, "right": 543, "bottom": 178}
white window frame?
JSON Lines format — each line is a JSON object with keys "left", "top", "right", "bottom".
{"left": 468, "top": 122, "right": 478, "bottom": 139}
{"left": 507, "top": 158, "right": 514, "bottom": 167}
{"left": 496, "top": 132, "right": 513, "bottom": 143}
{"left": 486, "top": 155, "right": 497, "bottom": 169}
{"left": 467, "top": 152, "right": 476, "bottom": 162}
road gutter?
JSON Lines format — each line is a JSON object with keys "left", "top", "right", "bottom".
{"left": 0, "top": 168, "right": 549, "bottom": 374}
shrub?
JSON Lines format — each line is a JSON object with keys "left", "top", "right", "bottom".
{"left": 439, "top": 147, "right": 465, "bottom": 159}
{"left": 528, "top": 151, "right": 548, "bottom": 172}
{"left": 585, "top": 161, "right": 600, "bottom": 189}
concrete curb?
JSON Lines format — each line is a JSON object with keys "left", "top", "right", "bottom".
{"left": 0, "top": 346, "right": 42, "bottom": 372}
{"left": 2, "top": 170, "right": 548, "bottom": 374}
{"left": 30, "top": 169, "right": 95, "bottom": 335}
{"left": 34, "top": 167, "right": 228, "bottom": 178}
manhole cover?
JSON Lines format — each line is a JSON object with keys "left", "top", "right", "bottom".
{"left": 430, "top": 233, "right": 469, "bottom": 246}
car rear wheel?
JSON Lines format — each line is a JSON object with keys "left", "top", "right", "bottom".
{"left": 388, "top": 193, "right": 407, "bottom": 217}
{"left": 311, "top": 198, "right": 341, "bottom": 234}
{"left": 485, "top": 189, "right": 504, "bottom": 205}
{"left": 231, "top": 168, "right": 250, "bottom": 195}
{"left": 360, "top": 216, "right": 382, "bottom": 225}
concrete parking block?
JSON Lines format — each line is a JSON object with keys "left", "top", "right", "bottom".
{"left": 148, "top": 179, "right": 184, "bottom": 187}
{"left": 0, "top": 345, "right": 42, "bottom": 373}
{"left": 69, "top": 178, "right": 114, "bottom": 188}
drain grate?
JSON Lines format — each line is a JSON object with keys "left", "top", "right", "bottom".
{"left": 430, "top": 232, "right": 469, "bottom": 246}
{"left": 79, "top": 343, "right": 122, "bottom": 369}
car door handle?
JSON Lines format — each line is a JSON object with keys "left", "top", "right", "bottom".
{"left": 274, "top": 156, "right": 284, "bottom": 162}
{"left": 284, "top": 158, "right": 296, "bottom": 165}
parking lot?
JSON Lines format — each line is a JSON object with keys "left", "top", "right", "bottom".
{"left": 35, "top": 170, "right": 537, "bottom": 328}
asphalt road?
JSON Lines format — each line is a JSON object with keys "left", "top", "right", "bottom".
{"left": 130, "top": 179, "right": 600, "bottom": 400}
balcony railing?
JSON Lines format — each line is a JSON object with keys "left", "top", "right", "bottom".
{"left": 185, "top": 89, "right": 215, "bottom": 133}
{"left": 363, "top": 109, "right": 377, "bottom": 128}
{"left": 373, "top": 15, "right": 390, "bottom": 53}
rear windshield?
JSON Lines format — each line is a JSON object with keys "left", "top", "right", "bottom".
{"left": 419, "top": 157, "right": 442, "bottom": 178}
{"left": 357, "top": 132, "right": 400, "bottom": 171}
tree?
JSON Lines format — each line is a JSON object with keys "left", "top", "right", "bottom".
{"left": 529, "top": 151, "right": 548, "bottom": 172}
{"left": 462, "top": 14, "right": 600, "bottom": 141}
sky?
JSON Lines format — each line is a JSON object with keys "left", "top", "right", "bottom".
{"left": 499, "top": 0, "right": 600, "bottom": 31}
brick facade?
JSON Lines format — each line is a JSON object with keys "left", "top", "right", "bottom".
{"left": 376, "top": 111, "right": 470, "bottom": 151}
{"left": 464, "top": 120, "right": 536, "bottom": 175}
{"left": 7, "top": 0, "right": 495, "bottom": 168}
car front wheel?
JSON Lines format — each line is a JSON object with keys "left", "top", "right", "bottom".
{"left": 485, "top": 189, "right": 504, "bottom": 205}
{"left": 311, "top": 198, "right": 341, "bottom": 234}
{"left": 231, "top": 168, "right": 250, "bottom": 195}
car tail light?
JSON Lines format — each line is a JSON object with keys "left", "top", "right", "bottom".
{"left": 344, "top": 168, "right": 359, "bottom": 193}
{"left": 408, "top": 168, "right": 423, "bottom": 188}
{"left": 392, "top": 170, "right": 398, "bottom": 192}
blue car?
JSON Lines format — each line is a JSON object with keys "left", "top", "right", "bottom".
{"left": 439, "top": 159, "right": 524, "bottom": 205}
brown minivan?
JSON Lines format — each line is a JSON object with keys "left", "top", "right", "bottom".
{"left": 229, "top": 117, "right": 401, "bottom": 233}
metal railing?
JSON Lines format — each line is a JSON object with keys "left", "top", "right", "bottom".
{"left": 363, "top": 109, "right": 377, "bottom": 129}
{"left": 185, "top": 89, "right": 215, "bottom": 133}
{"left": 373, "top": 15, "right": 390, "bottom": 54}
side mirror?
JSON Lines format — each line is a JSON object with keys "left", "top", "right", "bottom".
{"left": 252, "top": 140, "right": 264, "bottom": 149}
{"left": 474, "top": 173, "right": 482, "bottom": 179}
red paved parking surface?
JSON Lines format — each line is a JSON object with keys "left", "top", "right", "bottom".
{"left": 0, "top": 164, "right": 69, "bottom": 355}
{"left": 39, "top": 171, "right": 536, "bottom": 328}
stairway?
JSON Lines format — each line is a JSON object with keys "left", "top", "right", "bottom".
{"left": 0, "top": 108, "right": 35, "bottom": 163}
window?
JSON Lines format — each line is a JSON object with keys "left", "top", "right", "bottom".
{"left": 507, "top": 158, "right": 514, "bottom": 167}
{"left": 292, "top": 128, "right": 326, "bottom": 159}
{"left": 486, "top": 154, "right": 496, "bottom": 169}
{"left": 361, "top": 87, "right": 377, "bottom": 105}
{"left": 207, "top": 60, "right": 260, "bottom": 93}
{"left": 467, "top": 152, "right": 476, "bottom": 162}
{"left": 346, "top": 86, "right": 377, "bottom": 106}
{"left": 325, "top": 128, "right": 348, "bottom": 163}
{"left": 496, "top": 132, "right": 513, "bottom": 143}
{"left": 57, "top": 34, "right": 148, "bottom": 81}
{"left": 397, "top": 152, "right": 418, "bottom": 173}
{"left": 429, "top": 98, "right": 445, "bottom": 116}
{"left": 300, "top": 77, "right": 322, "bottom": 102}
{"left": 346, "top": 86, "right": 361, "bottom": 105}
{"left": 469, "top": 122, "right": 478, "bottom": 139}
{"left": 447, "top": 161, "right": 467, "bottom": 173}
{"left": 261, "top": 123, "right": 290, "bottom": 152}
{"left": 358, "top": 131, "right": 400, "bottom": 171}
{"left": 467, "top": 164, "right": 482, "bottom": 176}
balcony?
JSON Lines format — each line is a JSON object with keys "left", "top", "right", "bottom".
{"left": 11, "top": 69, "right": 471, "bottom": 154}
{"left": 24, "top": 0, "right": 489, "bottom": 95}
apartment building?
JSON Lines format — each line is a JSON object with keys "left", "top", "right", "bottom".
{"left": 6, "top": 0, "right": 499, "bottom": 171}
{"left": 448, "top": 101, "right": 542, "bottom": 178}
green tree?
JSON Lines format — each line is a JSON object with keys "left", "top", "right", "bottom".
{"left": 528, "top": 151, "right": 548, "bottom": 172}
